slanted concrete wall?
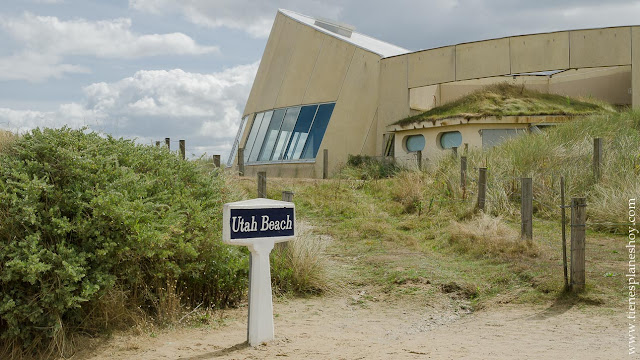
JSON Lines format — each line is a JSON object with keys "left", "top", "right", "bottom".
{"left": 318, "top": 48, "right": 381, "bottom": 175}
{"left": 378, "top": 55, "right": 409, "bottom": 155}
{"left": 240, "top": 11, "right": 382, "bottom": 178}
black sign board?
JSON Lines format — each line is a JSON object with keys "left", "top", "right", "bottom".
{"left": 229, "top": 207, "right": 295, "bottom": 240}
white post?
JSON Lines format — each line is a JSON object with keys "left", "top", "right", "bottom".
{"left": 247, "top": 241, "right": 275, "bottom": 345}
{"left": 222, "top": 198, "right": 295, "bottom": 347}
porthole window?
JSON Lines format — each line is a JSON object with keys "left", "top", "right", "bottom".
{"left": 439, "top": 131, "right": 462, "bottom": 149}
{"left": 405, "top": 135, "right": 425, "bottom": 152}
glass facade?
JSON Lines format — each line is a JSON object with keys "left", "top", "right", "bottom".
{"left": 242, "top": 102, "right": 335, "bottom": 164}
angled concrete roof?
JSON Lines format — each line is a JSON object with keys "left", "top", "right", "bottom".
{"left": 279, "top": 9, "right": 409, "bottom": 58}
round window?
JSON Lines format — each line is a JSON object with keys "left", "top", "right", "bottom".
{"left": 439, "top": 131, "right": 462, "bottom": 149}
{"left": 405, "top": 135, "right": 425, "bottom": 152}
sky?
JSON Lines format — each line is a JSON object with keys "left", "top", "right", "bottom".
{"left": 2, "top": 0, "right": 640, "bottom": 161}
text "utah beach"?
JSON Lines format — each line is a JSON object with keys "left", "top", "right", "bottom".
{"left": 232, "top": 215, "right": 293, "bottom": 233}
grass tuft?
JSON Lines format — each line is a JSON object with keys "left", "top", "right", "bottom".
{"left": 447, "top": 214, "right": 540, "bottom": 260}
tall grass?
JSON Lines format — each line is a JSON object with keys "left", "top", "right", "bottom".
{"left": 428, "top": 110, "right": 640, "bottom": 232}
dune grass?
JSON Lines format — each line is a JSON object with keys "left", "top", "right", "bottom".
{"left": 395, "top": 83, "right": 614, "bottom": 127}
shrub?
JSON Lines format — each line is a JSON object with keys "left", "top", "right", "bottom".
{"left": 0, "top": 128, "right": 248, "bottom": 355}
{"left": 341, "top": 155, "right": 402, "bottom": 180}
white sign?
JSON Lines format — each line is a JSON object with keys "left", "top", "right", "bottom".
{"left": 222, "top": 198, "right": 295, "bottom": 346}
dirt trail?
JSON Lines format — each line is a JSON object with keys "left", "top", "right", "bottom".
{"left": 78, "top": 294, "right": 625, "bottom": 360}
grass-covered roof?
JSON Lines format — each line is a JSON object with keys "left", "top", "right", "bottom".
{"left": 394, "top": 83, "right": 613, "bottom": 127}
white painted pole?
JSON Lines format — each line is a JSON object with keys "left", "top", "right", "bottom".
{"left": 247, "top": 241, "right": 275, "bottom": 346}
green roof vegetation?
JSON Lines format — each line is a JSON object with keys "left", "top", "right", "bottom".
{"left": 394, "top": 82, "right": 614, "bottom": 127}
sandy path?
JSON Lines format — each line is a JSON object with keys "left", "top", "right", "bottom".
{"left": 79, "top": 293, "right": 625, "bottom": 360}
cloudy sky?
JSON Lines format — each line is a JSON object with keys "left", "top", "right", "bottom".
{"left": 2, "top": 0, "right": 640, "bottom": 160}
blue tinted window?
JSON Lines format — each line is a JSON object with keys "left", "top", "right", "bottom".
{"left": 243, "top": 112, "right": 264, "bottom": 163}
{"left": 248, "top": 111, "right": 272, "bottom": 162}
{"left": 257, "top": 109, "right": 286, "bottom": 161}
{"left": 405, "top": 135, "right": 425, "bottom": 152}
{"left": 439, "top": 131, "right": 462, "bottom": 149}
{"left": 284, "top": 105, "right": 317, "bottom": 160}
{"left": 301, "top": 103, "right": 335, "bottom": 159}
{"left": 271, "top": 107, "right": 300, "bottom": 160}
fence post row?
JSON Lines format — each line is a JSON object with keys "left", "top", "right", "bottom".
{"left": 593, "top": 137, "right": 602, "bottom": 182}
{"left": 477, "top": 167, "right": 487, "bottom": 211}
{"left": 257, "top": 171, "right": 267, "bottom": 198}
{"left": 238, "top": 148, "right": 245, "bottom": 177}
{"left": 570, "top": 197, "right": 587, "bottom": 292}
{"left": 521, "top": 177, "right": 533, "bottom": 240}
{"left": 179, "top": 139, "right": 185, "bottom": 160}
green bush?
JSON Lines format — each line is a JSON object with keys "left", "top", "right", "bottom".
{"left": 342, "top": 155, "right": 402, "bottom": 180}
{"left": 0, "top": 128, "right": 248, "bottom": 353}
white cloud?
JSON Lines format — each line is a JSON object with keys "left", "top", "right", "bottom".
{"left": 1, "top": 13, "right": 218, "bottom": 58}
{"left": 0, "top": 51, "right": 90, "bottom": 82}
{"left": 0, "top": 103, "right": 104, "bottom": 134}
{"left": 0, "top": 62, "right": 259, "bottom": 159}
{"left": 0, "top": 12, "right": 218, "bottom": 81}
{"left": 129, "top": 0, "right": 343, "bottom": 38}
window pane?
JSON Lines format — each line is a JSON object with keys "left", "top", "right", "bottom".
{"left": 405, "top": 135, "right": 425, "bottom": 152}
{"left": 284, "top": 105, "right": 318, "bottom": 160}
{"left": 243, "top": 112, "right": 264, "bottom": 163}
{"left": 481, "top": 129, "right": 525, "bottom": 149}
{"left": 301, "top": 103, "right": 335, "bottom": 159}
{"left": 248, "top": 111, "right": 272, "bottom": 162}
{"left": 271, "top": 106, "right": 301, "bottom": 160}
{"left": 439, "top": 131, "right": 462, "bottom": 149}
{"left": 257, "top": 109, "right": 286, "bottom": 161}
{"left": 226, "top": 115, "right": 249, "bottom": 167}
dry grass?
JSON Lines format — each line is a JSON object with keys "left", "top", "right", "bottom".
{"left": 447, "top": 214, "right": 540, "bottom": 260}
{"left": 395, "top": 83, "right": 613, "bottom": 126}
{"left": 271, "top": 225, "right": 331, "bottom": 295}
{"left": 0, "top": 130, "right": 15, "bottom": 153}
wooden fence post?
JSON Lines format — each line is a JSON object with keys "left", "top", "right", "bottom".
{"left": 238, "top": 148, "right": 245, "bottom": 176}
{"left": 593, "top": 138, "right": 602, "bottom": 181}
{"left": 165, "top": 137, "right": 170, "bottom": 150}
{"left": 452, "top": 147, "right": 458, "bottom": 157}
{"left": 213, "top": 155, "right": 221, "bottom": 168}
{"left": 257, "top": 172, "right": 267, "bottom": 198}
{"left": 282, "top": 191, "right": 294, "bottom": 202}
{"left": 416, "top": 150, "right": 422, "bottom": 171}
{"left": 323, "top": 149, "right": 329, "bottom": 179}
{"left": 477, "top": 167, "right": 487, "bottom": 211}
{"left": 460, "top": 156, "right": 467, "bottom": 198}
{"left": 561, "top": 177, "right": 568, "bottom": 289}
{"left": 179, "top": 139, "right": 185, "bottom": 160}
{"left": 570, "top": 197, "right": 587, "bottom": 292}
{"left": 521, "top": 177, "right": 533, "bottom": 240}
{"left": 155, "top": 141, "right": 160, "bottom": 147}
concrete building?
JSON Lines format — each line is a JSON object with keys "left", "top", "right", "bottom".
{"left": 229, "top": 9, "right": 639, "bottom": 177}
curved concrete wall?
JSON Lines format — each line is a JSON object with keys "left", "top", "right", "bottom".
{"left": 379, "top": 25, "right": 640, "bottom": 152}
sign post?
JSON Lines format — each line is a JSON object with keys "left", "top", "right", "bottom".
{"left": 222, "top": 198, "right": 295, "bottom": 346}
